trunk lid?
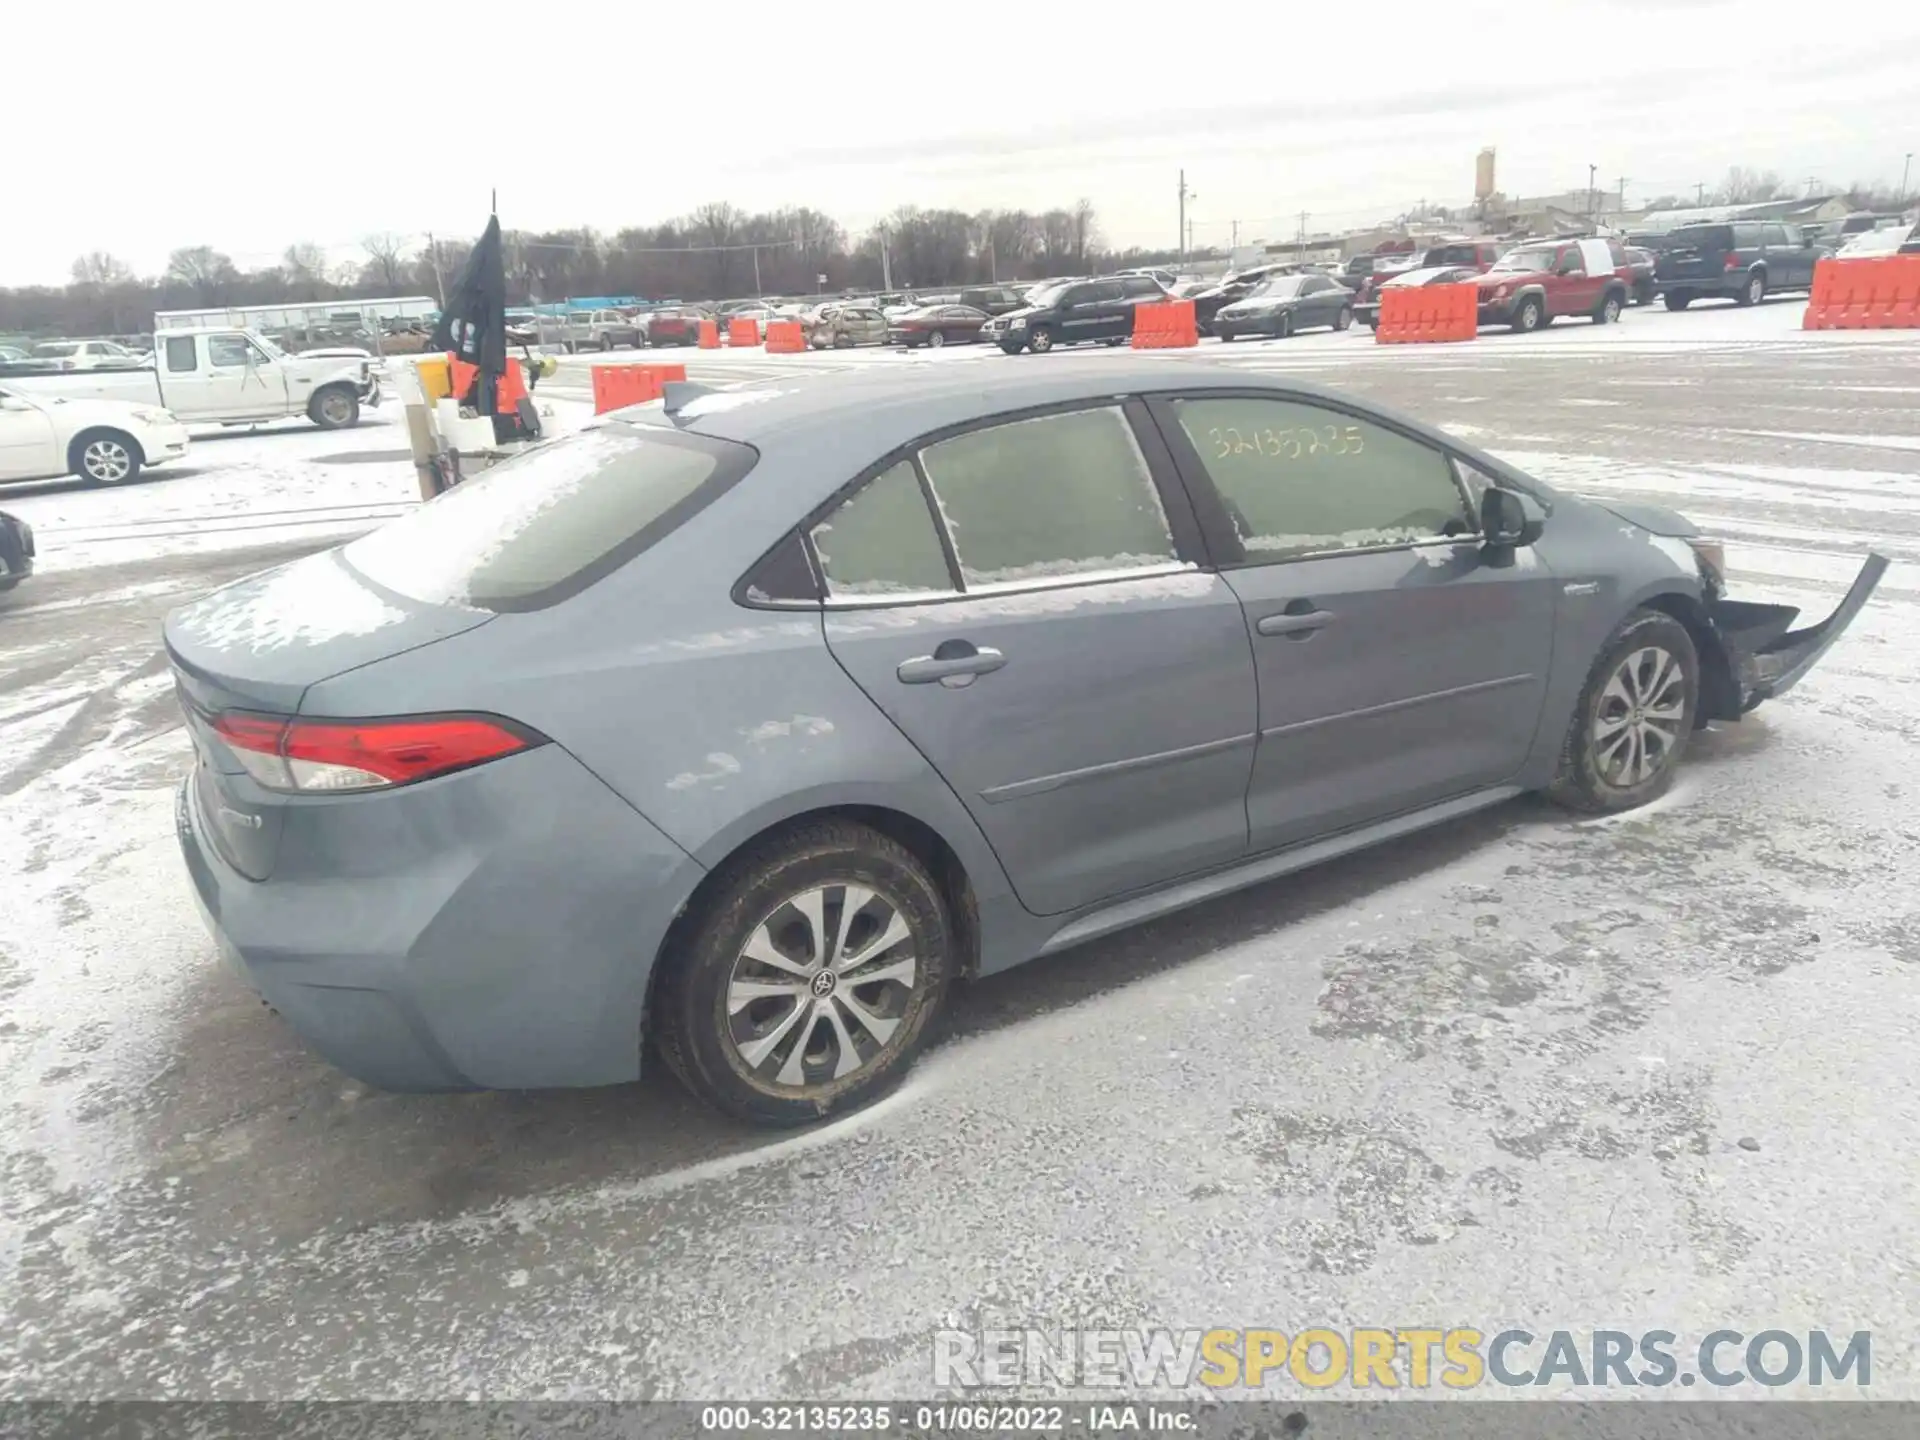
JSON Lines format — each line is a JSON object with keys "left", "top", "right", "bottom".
{"left": 165, "top": 548, "right": 492, "bottom": 878}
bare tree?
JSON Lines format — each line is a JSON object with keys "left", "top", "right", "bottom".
{"left": 166, "top": 246, "right": 238, "bottom": 303}
{"left": 360, "top": 232, "right": 411, "bottom": 292}
{"left": 1714, "top": 167, "right": 1785, "bottom": 205}
{"left": 1070, "top": 198, "right": 1099, "bottom": 270}
{"left": 71, "top": 252, "right": 134, "bottom": 287}
{"left": 281, "top": 242, "right": 328, "bottom": 299}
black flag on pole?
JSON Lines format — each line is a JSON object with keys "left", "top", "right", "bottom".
{"left": 430, "top": 213, "right": 508, "bottom": 416}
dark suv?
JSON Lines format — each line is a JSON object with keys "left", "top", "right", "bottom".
{"left": 983, "top": 275, "right": 1169, "bottom": 353}
{"left": 1654, "top": 221, "right": 1826, "bottom": 310}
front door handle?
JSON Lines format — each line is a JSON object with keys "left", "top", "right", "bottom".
{"left": 897, "top": 643, "right": 1006, "bottom": 687}
{"left": 1257, "top": 609, "right": 1336, "bottom": 638}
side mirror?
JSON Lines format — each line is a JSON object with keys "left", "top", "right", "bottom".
{"left": 1481, "top": 487, "right": 1546, "bottom": 550}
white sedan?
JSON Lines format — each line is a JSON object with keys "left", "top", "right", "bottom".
{"left": 0, "top": 385, "right": 191, "bottom": 484}
{"left": 29, "top": 340, "right": 146, "bottom": 371}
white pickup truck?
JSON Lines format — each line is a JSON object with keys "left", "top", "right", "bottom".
{"left": 2, "top": 328, "right": 375, "bottom": 430}
{"left": 0, "top": 384, "right": 191, "bottom": 484}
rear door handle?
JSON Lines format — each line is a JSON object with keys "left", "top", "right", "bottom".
{"left": 897, "top": 644, "right": 1006, "bottom": 687}
{"left": 1257, "top": 610, "right": 1336, "bottom": 638}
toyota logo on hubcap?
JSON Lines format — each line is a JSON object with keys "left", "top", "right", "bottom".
{"left": 810, "top": 970, "right": 837, "bottom": 999}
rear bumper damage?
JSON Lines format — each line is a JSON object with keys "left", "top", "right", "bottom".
{"left": 1708, "top": 553, "right": 1887, "bottom": 713}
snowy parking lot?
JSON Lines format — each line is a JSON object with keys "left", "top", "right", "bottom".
{"left": 5, "top": 299, "right": 1920, "bottom": 1400}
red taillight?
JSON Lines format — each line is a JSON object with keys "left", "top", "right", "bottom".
{"left": 1724, "top": 254, "right": 1740, "bottom": 271}
{"left": 212, "top": 711, "right": 543, "bottom": 794}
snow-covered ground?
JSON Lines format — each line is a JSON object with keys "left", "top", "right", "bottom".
{"left": 4, "top": 306, "right": 1920, "bottom": 1401}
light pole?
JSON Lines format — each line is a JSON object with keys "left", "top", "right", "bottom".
{"left": 1905, "top": 153, "right": 1914, "bottom": 204}
{"left": 1179, "top": 171, "right": 1196, "bottom": 263}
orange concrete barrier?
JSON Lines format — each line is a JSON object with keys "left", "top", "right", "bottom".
{"left": 698, "top": 318, "right": 721, "bottom": 349}
{"left": 590, "top": 362, "right": 691, "bottom": 414}
{"left": 1130, "top": 299, "right": 1198, "bottom": 349}
{"left": 1804, "top": 257, "right": 1920, "bottom": 330}
{"left": 1376, "top": 283, "right": 1478, "bottom": 344}
{"left": 765, "top": 319, "right": 806, "bottom": 353}
{"left": 726, "top": 317, "right": 762, "bottom": 347}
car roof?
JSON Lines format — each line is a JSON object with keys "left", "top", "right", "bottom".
{"left": 657, "top": 356, "right": 1470, "bottom": 461}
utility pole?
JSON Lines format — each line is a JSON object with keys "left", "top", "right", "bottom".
{"left": 1186, "top": 217, "right": 1195, "bottom": 255}
{"left": 425, "top": 231, "right": 447, "bottom": 307}
{"left": 1588, "top": 164, "right": 1597, "bottom": 219}
{"left": 1230, "top": 219, "right": 1239, "bottom": 248}
{"left": 1297, "top": 211, "right": 1309, "bottom": 254}
{"left": 752, "top": 245, "right": 762, "bottom": 296}
{"left": 1616, "top": 177, "right": 1628, "bottom": 217}
{"left": 1178, "top": 170, "right": 1193, "bottom": 262}
{"left": 1695, "top": 181, "right": 1707, "bottom": 206}
{"left": 879, "top": 228, "right": 892, "bottom": 291}
{"left": 1904, "top": 153, "right": 1914, "bottom": 202}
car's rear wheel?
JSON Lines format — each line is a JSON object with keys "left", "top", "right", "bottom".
{"left": 1664, "top": 291, "right": 1693, "bottom": 311}
{"left": 653, "top": 819, "right": 953, "bottom": 1126}
{"left": 1275, "top": 313, "right": 1294, "bottom": 339}
{"left": 1594, "top": 293, "right": 1623, "bottom": 325}
{"left": 1737, "top": 271, "right": 1766, "bottom": 307}
{"left": 1512, "top": 296, "right": 1543, "bottom": 332}
{"left": 1548, "top": 610, "right": 1699, "bottom": 814}
{"left": 928, "top": 330, "right": 945, "bottom": 348}
{"left": 1334, "top": 306, "right": 1353, "bottom": 331}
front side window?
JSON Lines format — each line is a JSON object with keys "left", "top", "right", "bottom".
{"left": 918, "top": 406, "right": 1177, "bottom": 587}
{"left": 206, "top": 335, "right": 263, "bottom": 367}
{"left": 1169, "top": 396, "right": 1472, "bottom": 562}
{"left": 809, "top": 461, "right": 954, "bottom": 599}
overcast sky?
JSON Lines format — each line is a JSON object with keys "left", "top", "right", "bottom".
{"left": 5, "top": 0, "right": 1915, "bottom": 286}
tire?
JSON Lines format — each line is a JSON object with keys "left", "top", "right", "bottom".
{"left": 1664, "top": 291, "right": 1693, "bottom": 312}
{"left": 308, "top": 385, "right": 359, "bottom": 430}
{"left": 652, "top": 819, "right": 953, "bottom": 1126}
{"left": 1275, "top": 312, "right": 1294, "bottom": 339}
{"left": 600, "top": 334, "right": 613, "bottom": 351}
{"left": 70, "top": 429, "right": 142, "bottom": 484}
{"left": 1365, "top": 315, "right": 1379, "bottom": 331}
{"left": 1334, "top": 306, "right": 1353, "bottom": 331}
{"left": 1635, "top": 280, "right": 1657, "bottom": 307}
{"left": 1547, "top": 609, "right": 1700, "bottom": 815}
{"left": 1028, "top": 325, "right": 1055, "bottom": 353}
{"left": 1218, "top": 332, "right": 1235, "bottom": 343}
{"left": 999, "top": 342, "right": 1023, "bottom": 355}
{"left": 1593, "top": 292, "right": 1623, "bottom": 325}
{"left": 1512, "top": 296, "right": 1543, "bottom": 333}
{"left": 928, "top": 330, "right": 945, "bottom": 348}
{"left": 1736, "top": 271, "right": 1766, "bottom": 307}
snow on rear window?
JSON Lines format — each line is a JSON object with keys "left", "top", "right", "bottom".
{"left": 341, "top": 426, "right": 739, "bottom": 610}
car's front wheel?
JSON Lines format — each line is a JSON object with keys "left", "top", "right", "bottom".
{"left": 1028, "top": 325, "right": 1055, "bottom": 353}
{"left": 1512, "top": 296, "right": 1543, "bottom": 332}
{"left": 653, "top": 819, "right": 953, "bottom": 1126}
{"left": 1548, "top": 609, "right": 1699, "bottom": 814}
{"left": 70, "top": 429, "right": 142, "bottom": 484}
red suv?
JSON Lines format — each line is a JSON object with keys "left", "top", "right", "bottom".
{"left": 1473, "top": 239, "right": 1633, "bottom": 332}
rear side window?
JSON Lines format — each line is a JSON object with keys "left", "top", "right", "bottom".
{"left": 810, "top": 460, "right": 954, "bottom": 598}
{"left": 342, "top": 424, "right": 752, "bottom": 611}
{"left": 1169, "top": 396, "right": 1472, "bottom": 562}
{"left": 918, "top": 406, "right": 1176, "bottom": 586}
{"left": 164, "top": 337, "right": 196, "bottom": 372}
{"left": 1732, "top": 224, "right": 1763, "bottom": 248}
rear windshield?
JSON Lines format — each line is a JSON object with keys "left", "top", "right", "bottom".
{"left": 341, "top": 423, "right": 755, "bottom": 611}
{"left": 1669, "top": 225, "right": 1733, "bottom": 249}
